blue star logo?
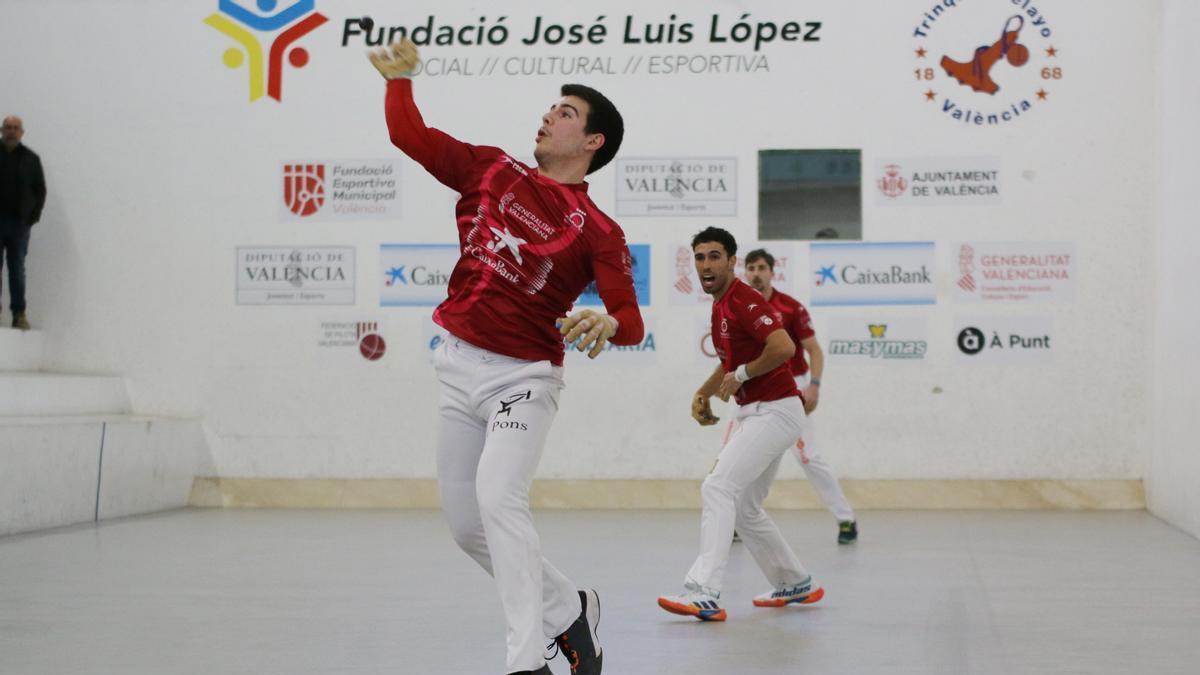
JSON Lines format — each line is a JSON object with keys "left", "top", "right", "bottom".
{"left": 387, "top": 266, "right": 407, "bottom": 286}
{"left": 815, "top": 265, "right": 838, "bottom": 286}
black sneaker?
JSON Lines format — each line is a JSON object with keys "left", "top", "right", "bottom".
{"left": 553, "top": 589, "right": 602, "bottom": 674}
{"left": 838, "top": 520, "right": 858, "bottom": 545}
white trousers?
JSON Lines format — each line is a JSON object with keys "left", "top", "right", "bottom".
{"left": 686, "top": 396, "right": 812, "bottom": 594}
{"left": 433, "top": 336, "right": 581, "bottom": 673}
{"left": 723, "top": 375, "right": 855, "bottom": 523}
{"left": 791, "top": 373, "right": 855, "bottom": 522}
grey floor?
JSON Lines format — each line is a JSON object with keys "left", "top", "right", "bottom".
{"left": 2, "top": 509, "right": 1199, "bottom": 675}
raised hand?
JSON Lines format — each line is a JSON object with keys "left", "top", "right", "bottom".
{"left": 368, "top": 38, "right": 419, "bottom": 79}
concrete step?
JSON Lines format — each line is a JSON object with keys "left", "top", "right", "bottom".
{"left": 0, "top": 327, "right": 44, "bottom": 371}
{"left": 0, "top": 371, "right": 130, "bottom": 416}
{"left": 0, "top": 415, "right": 206, "bottom": 537}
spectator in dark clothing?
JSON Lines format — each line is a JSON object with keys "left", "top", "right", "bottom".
{"left": 1, "top": 115, "right": 46, "bottom": 330}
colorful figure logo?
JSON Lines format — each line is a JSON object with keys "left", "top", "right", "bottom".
{"left": 205, "top": 0, "right": 328, "bottom": 102}
{"left": 283, "top": 163, "right": 325, "bottom": 216}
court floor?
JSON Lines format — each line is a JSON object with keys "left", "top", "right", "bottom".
{"left": 2, "top": 508, "right": 1198, "bottom": 674}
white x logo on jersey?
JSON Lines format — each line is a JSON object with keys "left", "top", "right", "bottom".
{"left": 487, "top": 226, "right": 527, "bottom": 265}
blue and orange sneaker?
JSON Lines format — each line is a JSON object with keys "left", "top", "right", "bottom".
{"left": 657, "top": 583, "right": 726, "bottom": 621}
{"left": 752, "top": 577, "right": 824, "bottom": 607}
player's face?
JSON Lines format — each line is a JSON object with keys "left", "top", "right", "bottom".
{"left": 534, "top": 96, "right": 599, "bottom": 165}
{"left": 744, "top": 259, "right": 774, "bottom": 294}
{"left": 693, "top": 242, "right": 736, "bottom": 296}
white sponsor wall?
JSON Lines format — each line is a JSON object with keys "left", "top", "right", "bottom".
{"left": 3, "top": 0, "right": 1159, "bottom": 482}
{"left": 1149, "top": 0, "right": 1200, "bottom": 538}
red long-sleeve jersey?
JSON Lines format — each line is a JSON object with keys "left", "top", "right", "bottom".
{"left": 765, "top": 290, "right": 816, "bottom": 376}
{"left": 711, "top": 279, "right": 800, "bottom": 406}
{"left": 385, "top": 79, "right": 643, "bottom": 365}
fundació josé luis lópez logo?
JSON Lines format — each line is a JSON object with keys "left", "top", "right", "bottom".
{"left": 205, "top": 0, "right": 328, "bottom": 102}
{"left": 912, "top": 0, "right": 1063, "bottom": 126}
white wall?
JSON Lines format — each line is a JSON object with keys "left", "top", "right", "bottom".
{"left": 2, "top": 1, "right": 1158, "bottom": 482}
{"left": 1148, "top": 0, "right": 1200, "bottom": 538}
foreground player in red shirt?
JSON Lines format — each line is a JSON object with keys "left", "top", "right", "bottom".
{"left": 371, "top": 40, "right": 643, "bottom": 675}
{"left": 658, "top": 228, "right": 823, "bottom": 622}
{"left": 742, "top": 248, "right": 857, "bottom": 544}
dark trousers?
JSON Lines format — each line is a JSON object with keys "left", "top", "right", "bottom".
{"left": 0, "top": 219, "right": 31, "bottom": 314}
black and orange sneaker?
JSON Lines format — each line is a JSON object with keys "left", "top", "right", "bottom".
{"left": 553, "top": 589, "right": 602, "bottom": 674}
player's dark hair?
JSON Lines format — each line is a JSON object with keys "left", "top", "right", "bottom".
{"left": 743, "top": 248, "right": 775, "bottom": 270}
{"left": 561, "top": 84, "right": 624, "bottom": 174}
{"left": 691, "top": 227, "right": 737, "bottom": 257}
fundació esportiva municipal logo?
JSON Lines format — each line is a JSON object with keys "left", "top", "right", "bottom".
{"left": 205, "top": 0, "right": 328, "bottom": 102}
{"left": 283, "top": 163, "right": 325, "bottom": 216}
{"left": 912, "top": 1, "right": 1063, "bottom": 126}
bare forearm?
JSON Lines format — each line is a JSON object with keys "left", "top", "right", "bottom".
{"left": 697, "top": 364, "right": 725, "bottom": 397}
{"left": 745, "top": 333, "right": 795, "bottom": 378}
{"left": 806, "top": 339, "right": 824, "bottom": 381}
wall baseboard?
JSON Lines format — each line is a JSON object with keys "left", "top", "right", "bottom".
{"left": 189, "top": 478, "right": 1145, "bottom": 510}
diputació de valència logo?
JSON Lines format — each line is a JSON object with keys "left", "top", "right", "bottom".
{"left": 911, "top": 0, "right": 1063, "bottom": 126}
{"left": 205, "top": 0, "right": 328, "bottom": 102}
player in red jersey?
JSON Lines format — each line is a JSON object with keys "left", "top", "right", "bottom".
{"left": 657, "top": 227, "right": 823, "bottom": 622}
{"left": 742, "top": 248, "right": 857, "bottom": 544}
{"left": 370, "top": 40, "right": 643, "bottom": 675}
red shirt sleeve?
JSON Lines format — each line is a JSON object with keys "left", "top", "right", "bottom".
{"left": 384, "top": 79, "right": 483, "bottom": 192}
{"left": 735, "top": 289, "right": 786, "bottom": 344}
{"left": 793, "top": 303, "right": 816, "bottom": 342}
{"left": 592, "top": 231, "right": 644, "bottom": 345}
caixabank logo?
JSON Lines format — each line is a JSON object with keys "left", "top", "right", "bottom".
{"left": 912, "top": 1, "right": 1063, "bottom": 126}
{"left": 205, "top": 0, "right": 328, "bottom": 102}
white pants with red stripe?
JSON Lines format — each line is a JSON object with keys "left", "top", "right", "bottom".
{"left": 686, "top": 396, "right": 813, "bottom": 594}
{"left": 433, "top": 336, "right": 582, "bottom": 673}
{"left": 792, "top": 373, "right": 855, "bottom": 522}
